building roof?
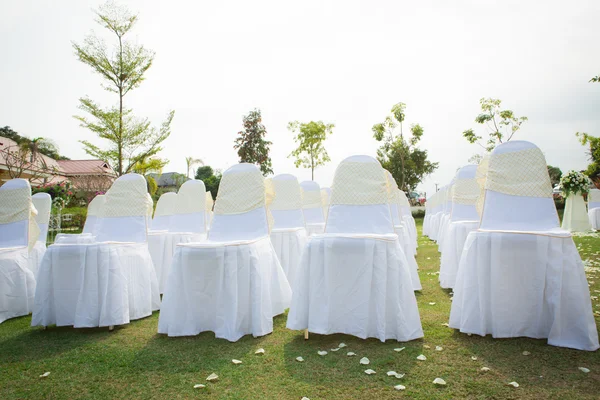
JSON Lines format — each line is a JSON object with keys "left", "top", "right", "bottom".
{"left": 0, "top": 135, "right": 61, "bottom": 172}
{"left": 57, "top": 159, "right": 115, "bottom": 176}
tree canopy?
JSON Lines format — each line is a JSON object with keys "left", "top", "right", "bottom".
{"left": 288, "top": 120, "right": 334, "bottom": 180}
{"left": 547, "top": 165, "right": 563, "bottom": 188}
{"left": 233, "top": 109, "right": 273, "bottom": 175}
{"left": 0, "top": 126, "right": 68, "bottom": 160}
{"left": 195, "top": 165, "right": 222, "bottom": 199}
{"left": 372, "top": 102, "right": 438, "bottom": 192}
{"left": 73, "top": 1, "right": 173, "bottom": 176}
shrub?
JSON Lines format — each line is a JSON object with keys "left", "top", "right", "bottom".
{"left": 60, "top": 207, "right": 87, "bottom": 230}
{"left": 412, "top": 209, "right": 426, "bottom": 218}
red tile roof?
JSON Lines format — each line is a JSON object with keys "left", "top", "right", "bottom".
{"left": 57, "top": 160, "right": 115, "bottom": 176}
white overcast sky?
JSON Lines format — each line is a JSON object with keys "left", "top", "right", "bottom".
{"left": 1, "top": 0, "right": 599, "bottom": 196}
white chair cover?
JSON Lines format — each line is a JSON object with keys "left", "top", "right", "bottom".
{"left": 268, "top": 174, "right": 308, "bottom": 288}
{"left": 436, "top": 181, "right": 454, "bottom": 250}
{"left": 439, "top": 165, "right": 480, "bottom": 289}
{"left": 589, "top": 188, "right": 600, "bottom": 230}
{"left": 449, "top": 141, "right": 599, "bottom": 351}
{"left": 301, "top": 181, "right": 325, "bottom": 236}
{"left": 562, "top": 194, "right": 591, "bottom": 232}
{"left": 288, "top": 155, "right": 423, "bottom": 342}
{"left": 150, "top": 180, "right": 208, "bottom": 293}
{"left": 150, "top": 192, "right": 177, "bottom": 231}
{"left": 54, "top": 195, "right": 105, "bottom": 245}
{"left": 385, "top": 171, "right": 421, "bottom": 290}
{"left": 205, "top": 191, "right": 214, "bottom": 225}
{"left": 321, "top": 187, "right": 331, "bottom": 220}
{"left": 159, "top": 163, "right": 292, "bottom": 341}
{"left": 0, "top": 179, "right": 37, "bottom": 324}
{"left": 30, "top": 193, "right": 51, "bottom": 278}
{"left": 32, "top": 173, "right": 160, "bottom": 328}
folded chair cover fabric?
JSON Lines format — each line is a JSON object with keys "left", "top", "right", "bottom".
{"left": 439, "top": 164, "right": 480, "bottom": 289}
{"left": 288, "top": 155, "right": 423, "bottom": 342}
{"left": 268, "top": 174, "right": 308, "bottom": 288}
{"left": 158, "top": 163, "right": 291, "bottom": 341}
{"left": 589, "top": 188, "right": 600, "bottom": 230}
{"left": 32, "top": 173, "right": 160, "bottom": 328}
{"left": 301, "top": 181, "right": 325, "bottom": 236}
{"left": 449, "top": 141, "right": 599, "bottom": 351}
{"left": 0, "top": 179, "right": 37, "bottom": 324}
{"left": 30, "top": 192, "right": 51, "bottom": 277}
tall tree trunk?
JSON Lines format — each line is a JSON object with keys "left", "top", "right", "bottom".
{"left": 117, "top": 35, "right": 124, "bottom": 176}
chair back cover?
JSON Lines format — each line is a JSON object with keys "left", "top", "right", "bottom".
{"left": 95, "top": 173, "right": 152, "bottom": 242}
{"left": 205, "top": 191, "right": 214, "bottom": 211}
{"left": 398, "top": 190, "right": 412, "bottom": 217}
{"left": 82, "top": 194, "right": 106, "bottom": 234}
{"left": 300, "top": 181, "right": 325, "bottom": 224}
{"left": 209, "top": 163, "right": 270, "bottom": 241}
{"left": 479, "top": 141, "right": 559, "bottom": 231}
{"left": 32, "top": 192, "right": 51, "bottom": 242}
{"left": 321, "top": 187, "right": 331, "bottom": 219}
{"left": 169, "top": 179, "right": 207, "bottom": 233}
{"left": 450, "top": 165, "right": 480, "bottom": 222}
{"left": 268, "top": 174, "right": 305, "bottom": 229}
{"left": 590, "top": 188, "right": 600, "bottom": 210}
{"left": 0, "top": 178, "right": 38, "bottom": 249}
{"left": 385, "top": 171, "right": 402, "bottom": 226}
{"left": 326, "top": 155, "right": 394, "bottom": 234}
{"left": 151, "top": 192, "right": 176, "bottom": 231}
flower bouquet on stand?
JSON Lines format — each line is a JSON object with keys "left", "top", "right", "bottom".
{"left": 560, "top": 171, "right": 591, "bottom": 232}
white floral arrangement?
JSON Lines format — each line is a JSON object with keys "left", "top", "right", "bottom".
{"left": 52, "top": 197, "right": 65, "bottom": 211}
{"left": 559, "top": 170, "right": 590, "bottom": 197}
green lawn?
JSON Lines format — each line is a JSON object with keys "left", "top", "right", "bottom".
{"left": 1, "top": 220, "right": 599, "bottom": 399}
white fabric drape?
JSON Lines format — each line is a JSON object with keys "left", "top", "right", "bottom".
{"left": 0, "top": 247, "right": 35, "bottom": 324}
{"left": 561, "top": 194, "right": 591, "bottom": 232}
{"left": 439, "top": 221, "right": 478, "bottom": 289}
{"left": 270, "top": 228, "right": 307, "bottom": 289}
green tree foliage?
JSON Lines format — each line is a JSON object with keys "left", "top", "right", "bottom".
{"left": 372, "top": 103, "right": 438, "bottom": 192}
{"left": 195, "top": 165, "right": 222, "bottom": 199}
{"left": 132, "top": 157, "right": 167, "bottom": 175}
{"left": 233, "top": 109, "right": 273, "bottom": 175}
{"left": 185, "top": 157, "right": 203, "bottom": 178}
{"left": 463, "top": 98, "right": 528, "bottom": 152}
{"left": 146, "top": 175, "right": 158, "bottom": 196}
{"left": 576, "top": 132, "right": 600, "bottom": 187}
{"left": 73, "top": 1, "right": 174, "bottom": 176}
{"left": 547, "top": 165, "right": 563, "bottom": 188}
{"left": 287, "top": 120, "right": 334, "bottom": 180}
{"left": 0, "top": 126, "right": 68, "bottom": 160}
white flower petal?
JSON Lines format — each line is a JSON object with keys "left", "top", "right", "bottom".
{"left": 338, "top": 343, "right": 347, "bottom": 348}
{"left": 395, "top": 372, "right": 405, "bottom": 379}
{"left": 364, "top": 369, "right": 376, "bottom": 375}
{"left": 579, "top": 367, "right": 590, "bottom": 373}
{"left": 428, "top": 302, "right": 436, "bottom": 305}
{"left": 394, "top": 384, "right": 406, "bottom": 391}
{"left": 435, "top": 346, "right": 443, "bottom": 351}
{"left": 394, "top": 347, "right": 406, "bottom": 352}
{"left": 433, "top": 378, "right": 447, "bottom": 386}
{"left": 330, "top": 348, "right": 340, "bottom": 352}
{"left": 346, "top": 352, "right": 356, "bottom": 356}
{"left": 206, "top": 373, "right": 219, "bottom": 382}
{"left": 232, "top": 359, "right": 242, "bottom": 365}
{"left": 522, "top": 351, "right": 530, "bottom": 356}
{"left": 471, "top": 356, "right": 478, "bottom": 361}
{"left": 317, "top": 351, "right": 328, "bottom": 356}
{"left": 441, "top": 323, "right": 450, "bottom": 327}
{"left": 423, "top": 345, "right": 431, "bottom": 349}
{"left": 480, "top": 367, "right": 491, "bottom": 372}
{"left": 417, "top": 354, "right": 427, "bottom": 361}
{"left": 387, "top": 371, "right": 398, "bottom": 376}
{"left": 193, "top": 384, "right": 206, "bottom": 389}
{"left": 255, "top": 348, "right": 265, "bottom": 355}
{"left": 507, "top": 381, "right": 519, "bottom": 388}
{"left": 360, "top": 357, "right": 370, "bottom": 365}
{"left": 296, "top": 357, "right": 304, "bottom": 362}
{"left": 301, "top": 397, "right": 310, "bottom": 400}
{"left": 39, "top": 372, "right": 50, "bottom": 378}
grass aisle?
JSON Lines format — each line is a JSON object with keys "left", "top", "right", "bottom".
{"left": 1, "top": 219, "right": 599, "bottom": 399}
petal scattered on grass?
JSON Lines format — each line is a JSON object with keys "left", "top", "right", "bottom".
{"left": 423, "top": 345, "right": 431, "bottom": 349}
{"left": 441, "top": 323, "right": 450, "bottom": 327}
{"left": 579, "top": 367, "right": 590, "bottom": 373}
{"left": 360, "top": 357, "right": 370, "bottom": 365}
{"left": 206, "top": 373, "right": 219, "bottom": 382}
{"left": 522, "top": 351, "right": 531, "bottom": 356}
{"left": 480, "top": 367, "right": 491, "bottom": 372}
{"left": 394, "top": 384, "right": 406, "bottom": 391}
{"left": 347, "top": 352, "right": 356, "bottom": 357}
{"left": 428, "top": 302, "right": 436, "bottom": 306}
{"left": 394, "top": 347, "right": 406, "bottom": 352}
{"left": 364, "top": 369, "right": 376, "bottom": 375}
{"left": 471, "top": 356, "right": 478, "bottom": 361}
{"left": 433, "top": 378, "right": 447, "bottom": 386}
{"left": 507, "top": 381, "right": 519, "bottom": 388}
{"left": 232, "top": 359, "right": 242, "bottom": 365}
{"left": 387, "top": 371, "right": 398, "bottom": 376}
{"left": 39, "top": 372, "right": 50, "bottom": 378}
{"left": 301, "top": 397, "right": 310, "bottom": 400}
{"left": 435, "top": 346, "right": 443, "bottom": 351}
{"left": 330, "top": 348, "right": 340, "bottom": 352}
{"left": 338, "top": 343, "right": 347, "bottom": 348}
{"left": 417, "top": 354, "right": 427, "bottom": 361}
{"left": 317, "top": 351, "right": 328, "bottom": 356}
{"left": 255, "top": 348, "right": 265, "bottom": 355}
{"left": 193, "top": 384, "right": 206, "bottom": 389}
{"left": 296, "top": 357, "right": 304, "bottom": 362}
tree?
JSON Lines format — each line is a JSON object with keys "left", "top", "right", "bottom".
{"left": 195, "top": 165, "right": 221, "bottom": 199}
{"left": 132, "top": 157, "right": 167, "bottom": 175}
{"left": 288, "top": 120, "right": 334, "bottom": 180}
{"left": 576, "top": 132, "right": 600, "bottom": 187}
{"left": 372, "top": 102, "right": 438, "bottom": 192}
{"left": 0, "top": 140, "right": 59, "bottom": 183}
{"left": 185, "top": 156, "right": 203, "bottom": 178}
{"left": 0, "top": 126, "right": 68, "bottom": 160}
{"left": 547, "top": 165, "right": 563, "bottom": 188}
{"left": 463, "top": 98, "right": 528, "bottom": 152}
{"left": 73, "top": 1, "right": 174, "bottom": 176}
{"left": 233, "top": 109, "right": 273, "bottom": 175}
